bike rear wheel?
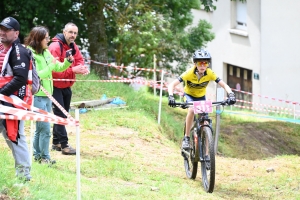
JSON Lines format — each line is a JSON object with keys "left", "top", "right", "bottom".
{"left": 183, "top": 124, "right": 198, "bottom": 179}
{"left": 199, "top": 126, "right": 215, "bottom": 193}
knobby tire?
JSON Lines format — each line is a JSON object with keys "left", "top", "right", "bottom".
{"left": 183, "top": 123, "right": 198, "bottom": 179}
{"left": 200, "top": 126, "right": 215, "bottom": 193}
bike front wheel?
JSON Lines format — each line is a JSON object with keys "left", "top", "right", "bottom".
{"left": 199, "top": 126, "right": 215, "bottom": 193}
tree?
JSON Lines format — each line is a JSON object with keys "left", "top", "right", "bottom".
{"left": 0, "top": 0, "right": 87, "bottom": 44}
{"left": 81, "top": 0, "right": 109, "bottom": 79}
{"left": 102, "top": 0, "right": 213, "bottom": 78}
{"left": 200, "top": 0, "right": 246, "bottom": 11}
{"left": 1, "top": 0, "right": 243, "bottom": 79}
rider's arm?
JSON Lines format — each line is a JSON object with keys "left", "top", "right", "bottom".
{"left": 217, "top": 80, "right": 233, "bottom": 94}
{"left": 168, "top": 79, "right": 181, "bottom": 95}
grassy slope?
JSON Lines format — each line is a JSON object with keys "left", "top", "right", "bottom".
{"left": 0, "top": 73, "right": 300, "bottom": 199}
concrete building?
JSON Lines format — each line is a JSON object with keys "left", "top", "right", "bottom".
{"left": 191, "top": 0, "right": 300, "bottom": 114}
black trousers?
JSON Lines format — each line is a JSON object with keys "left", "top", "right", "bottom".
{"left": 52, "top": 87, "right": 72, "bottom": 148}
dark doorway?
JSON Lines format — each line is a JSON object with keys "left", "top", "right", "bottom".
{"left": 227, "top": 64, "right": 252, "bottom": 107}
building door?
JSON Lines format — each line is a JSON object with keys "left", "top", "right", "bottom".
{"left": 227, "top": 64, "right": 252, "bottom": 106}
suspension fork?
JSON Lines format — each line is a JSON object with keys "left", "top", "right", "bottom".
{"left": 192, "top": 117, "right": 201, "bottom": 161}
{"left": 198, "top": 124, "right": 205, "bottom": 162}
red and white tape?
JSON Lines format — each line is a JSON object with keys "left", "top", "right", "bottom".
{"left": 0, "top": 95, "right": 77, "bottom": 126}
{"left": 233, "top": 89, "right": 299, "bottom": 105}
{"left": 232, "top": 104, "right": 293, "bottom": 116}
{"left": 90, "top": 60, "right": 172, "bottom": 74}
{"left": 40, "top": 86, "right": 76, "bottom": 123}
{"left": 235, "top": 99, "right": 293, "bottom": 112}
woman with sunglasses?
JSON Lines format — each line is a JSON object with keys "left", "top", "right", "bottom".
{"left": 24, "top": 26, "right": 74, "bottom": 164}
{"left": 167, "top": 49, "right": 236, "bottom": 150}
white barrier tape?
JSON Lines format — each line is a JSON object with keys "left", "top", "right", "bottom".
{"left": 109, "top": 75, "right": 132, "bottom": 81}
{"left": 233, "top": 104, "right": 293, "bottom": 116}
{"left": 90, "top": 60, "right": 173, "bottom": 75}
{"left": 149, "top": 83, "right": 183, "bottom": 95}
{"left": 109, "top": 75, "right": 153, "bottom": 86}
{"left": 40, "top": 86, "right": 76, "bottom": 123}
{"left": 108, "top": 75, "right": 184, "bottom": 97}
{"left": 0, "top": 94, "right": 77, "bottom": 124}
{"left": 42, "top": 78, "right": 299, "bottom": 107}
{"left": 44, "top": 78, "right": 154, "bottom": 85}
{"left": 0, "top": 94, "right": 54, "bottom": 116}
{"left": 232, "top": 88, "right": 299, "bottom": 105}
{"left": 110, "top": 75, "right": 175, "bottom": 88}
{"left": 0, "top": 104, "right": 77, "bottom": 126}
{"left": 236, "top": 99, "right": 293, "bottom": 112}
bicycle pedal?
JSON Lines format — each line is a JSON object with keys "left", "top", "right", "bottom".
{"left": 181, "top": 149, "right": 190, "bottom": 159}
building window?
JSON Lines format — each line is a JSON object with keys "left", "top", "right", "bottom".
{"left": 229, "top": 65, "right": 233, "bottom": 76}
{"left": 236, "top": 68, "right": 240, "bottom": 78}
{"left": 236, "top": 1, "right": 247, "bottom": 30}
{"left": 244, "top": 70, "right": 247, "bottom": 80}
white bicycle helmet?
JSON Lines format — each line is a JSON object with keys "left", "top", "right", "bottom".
{"left": 193, "top": 49, "right": 211, "bottom": 62}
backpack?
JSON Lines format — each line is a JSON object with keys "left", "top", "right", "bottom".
{"left": 27, "top": 48, "right": 40, "bottom": 95}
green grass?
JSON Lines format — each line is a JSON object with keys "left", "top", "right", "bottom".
{"left": 72, "top": 73, "right": 185, "bottom": 143}
{"left": 1, "top": 72, "right": 300, "bottom": 199}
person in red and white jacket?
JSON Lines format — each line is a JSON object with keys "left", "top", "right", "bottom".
{"left": 0, "top": 16, "right": 32, "bottom": 181}
{"left": 48, "top": 22, "right": 89, "bottom": 155}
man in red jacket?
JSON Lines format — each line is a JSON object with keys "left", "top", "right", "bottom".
{"left": 48, "top": 22, "right": 89, "bottom": 155}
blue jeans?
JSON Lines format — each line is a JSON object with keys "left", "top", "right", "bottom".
{"left": 33, "top": 96, "right": 52, "bottom": 160}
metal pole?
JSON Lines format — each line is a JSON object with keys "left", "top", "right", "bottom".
{"left": 158, "top": 71, "right": 164, "bottom": 124}
{"left": 75, "top": 109, "right": 81, "bottom": 200}
{"left": 214, "top": 105, "right": 220, "bottom": 154}
{"left": 214, "top": 87, "right": 224, "bottom": 154}
{"left": 153, "top": 54, "right": 156, "bottom": 96}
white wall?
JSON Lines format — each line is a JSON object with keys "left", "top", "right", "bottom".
{"left": 191, "top": 0, "right": 261, "bottom": 102}
{"left": 191, "top": 0, "right": 300, "bottom": 107}
{"left": 261, "top": 0, "right": 300, "bottom": 105}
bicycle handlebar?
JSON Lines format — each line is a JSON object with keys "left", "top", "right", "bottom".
{"left": 172, "top": 99, "right": 231, "bottom": 109}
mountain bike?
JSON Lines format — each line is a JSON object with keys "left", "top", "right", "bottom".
{"left": 173, "top": 99, "right": 230, "bottom": 193}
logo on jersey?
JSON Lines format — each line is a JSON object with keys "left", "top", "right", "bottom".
{"left": 15, "top": 45, "right": 20, "bottom": 60}
{"left": 14, "top": 62, "right": 26, "bottom": 69}
{"left": 187, "top": 80, "right": 209, "bottom": 89}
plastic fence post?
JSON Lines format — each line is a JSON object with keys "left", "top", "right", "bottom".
{"left": 153, "top": 54, "right": 156, "bottom": 96}
{"left": 158, "top": 70, "right": 164, "bottom": 124}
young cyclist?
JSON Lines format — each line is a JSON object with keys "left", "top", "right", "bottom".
{"left": 168, "top": 49, "right": 236, "bottom": 150}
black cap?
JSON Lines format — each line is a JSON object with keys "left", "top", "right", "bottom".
{"left": 0, "top": 17, "right": 20, "bottom": 31}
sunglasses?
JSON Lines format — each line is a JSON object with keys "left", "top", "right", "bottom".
{"left": 195, "top": 61, "right": 209, "bottom": 66}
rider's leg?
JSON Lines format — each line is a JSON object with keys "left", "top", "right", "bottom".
{"left": 182, "top": 108, "right": 194, "bottom": 150}
{"left": 185, "top": 108, "right": 195, "bottom": 137}
{"left": 182, "top": 94, "right": 205, "bottom": 150}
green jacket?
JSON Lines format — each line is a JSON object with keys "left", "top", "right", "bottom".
{"left": 28, "top": 46, "right": 71, "bottom": 97}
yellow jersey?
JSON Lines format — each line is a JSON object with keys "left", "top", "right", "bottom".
{"left": 179, "top": 66, "right": 220, "bottom": 97}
